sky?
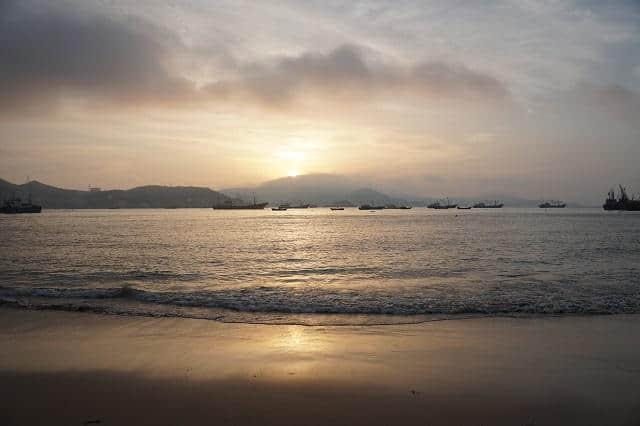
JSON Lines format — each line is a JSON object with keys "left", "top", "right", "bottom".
{"left": 1, "top": 0, "right": 639, "bottom": 204}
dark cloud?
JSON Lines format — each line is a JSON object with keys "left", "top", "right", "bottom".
{"left": 0, "top": 4, "right": 508, "bottom": 114}
{"left": 206, "top": 44, "right": 509, "bottom": 106}
{"left": 0, "top": 3, "right": 196, "bottom": 113}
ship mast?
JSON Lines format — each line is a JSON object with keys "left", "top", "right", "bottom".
{"left": 619, "top": 185, "right": 629, "bottom": 202}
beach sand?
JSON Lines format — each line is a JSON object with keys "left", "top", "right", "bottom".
{"left": 1, "top": 307, "right": 639, "bottom": 425}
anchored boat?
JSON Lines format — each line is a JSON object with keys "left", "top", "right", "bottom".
{"left": 603, "top": 186, "right": 640, "bottom": 211}
{"left": 473, "top": 201, "right": 503, "bottom": 208}
{"left": 428, "top": 198, "right": 457, "bottom": 209}
{"left": 539, "top": 201, "right": 566, "bottom": 208}
{"left": 1, "top": 195, "right": 42, "bottom": 214}
{"left": 213, "top": 194, "right": 267, "bottom": 210}
{"left": 358, "top": 204, "right": 385, "bottom": 210}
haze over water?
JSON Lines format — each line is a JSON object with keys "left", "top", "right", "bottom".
{"left": 2, "top": 208, "right": 639, "bottom": 325}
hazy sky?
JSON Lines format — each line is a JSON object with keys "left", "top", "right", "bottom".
{"left": 1, "top": 0, "right": 639, "bottom": 203}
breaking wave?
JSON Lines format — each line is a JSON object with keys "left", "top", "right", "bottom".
{"left": 2, "top": 283, "right": 640, "bottom": 325}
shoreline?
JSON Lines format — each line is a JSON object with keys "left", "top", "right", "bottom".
{"left": 2, "top": 299, "right": 635, "bottom": 327}
{"left": 1, "top": 307, "right": 640, "bottom": 425}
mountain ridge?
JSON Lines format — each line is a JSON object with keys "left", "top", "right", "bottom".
{"left": 0, "top": 179, "right": 230, "bottom": 209}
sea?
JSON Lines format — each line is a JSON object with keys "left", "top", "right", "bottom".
{"left": 1, "top": 208, "right": 639, "bottom": 325}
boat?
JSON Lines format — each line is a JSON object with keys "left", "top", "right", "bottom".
{"left": 457, "top": 206, "right": 472, "bottom": 210}
{"left": 289, "top": 202, "right": 310, "bottom": 209}
{"left": 603, "top": 185, "right": 640, "bottom": 211}
{"left": 385, "top": 204, "right": 412, "bottom": 209}
{"left": 330, "top": 207, "right": 344, "bottom": 211}
{"left": 213, "top": 195, "right": 267, "bottom": 210}
{"left": 473, "top": 201, "right": 503, "bottom": 208}
{"left": 272, "top": 205, "right": 288, "bottom": 211}
{"left": 539, "top": 200, "right": 566, "bottom": 208}
{"left": 428, "top": 198, "right": 457, "bottom": 209}
{"left": 358, "top": 204, "right": 385, "bottom": 210}
{"left": 1, "top": 195, "right": 42, "bottom": 214}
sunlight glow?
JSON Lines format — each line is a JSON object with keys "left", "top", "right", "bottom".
{"left": 278, "top": 151, "right": 306, "bottom": 161}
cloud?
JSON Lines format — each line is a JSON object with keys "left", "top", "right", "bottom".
{"left": 0, "top": 2, "right": 509, "bottom": 115}
{"left": 205, "top": 44, "right": 509, "bottom": 107}
{"left": 564, "top": 83, "right": 640, "bottom": 125}
{"left": 0, "top": 3, "right": 196, "bottom": 114}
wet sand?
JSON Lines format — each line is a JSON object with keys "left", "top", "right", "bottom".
{"left": 1, "top": 307, "right": 639, "bottom": 425}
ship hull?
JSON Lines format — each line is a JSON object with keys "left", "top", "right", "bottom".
{"left": 603, "top": 203, "right": 640, "bottom": 211}
{"left": 1, "top": 206, "right": 42, "bottom": 214}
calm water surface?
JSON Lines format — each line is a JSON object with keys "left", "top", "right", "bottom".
{"left": 1, "top": 208, "right": 639, "bottom": 324}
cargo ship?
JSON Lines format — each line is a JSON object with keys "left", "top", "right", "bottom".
{"left": 603, "top": 186, "right": 640, "bottom": 211}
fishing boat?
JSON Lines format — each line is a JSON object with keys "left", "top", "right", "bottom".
{"left": 539, "top": 200, "right": 566, "bottom": 208}
{"left": 289, "top": 202, "right": 310, "bottom": 209}
{"left": 0, "top": 195, "right": 42, "bottom": 214}
{"left": 272, "top": 204, "right": 288, "bottom": 211}
{"left": 428, "top": 198, "right": 457, "bottom": 209}
{"left": 457, "top": 206, "right": 472, "bottom": 210}
{"left": 385, "top": 204, "right": 412, "bottom": 209}
{"left": 358, "top": 204, "right": 385, "bottom": 210}
{"left": 473, "top": 201, "right": 503, "bottom": 208}
{"left": 213, "top": 194, "right": 267, "bottom": 210}
{"left": 330, "top": 207, "right": 344, "bottom": 211}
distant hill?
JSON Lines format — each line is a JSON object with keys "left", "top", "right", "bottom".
{"left": 344, "top": 188, "right": 394, "bottom": 205}
{"left": 223, "top": 174, "right": 406, "bottom": 206}
{"left": 223, "top": 173, "right": 578, "bottom": 207}
{"left": 1, "top": 175, "right": 580, "bottom": 209}
{"left": 224, "top": 174, "right": 361, "bottom": 205}
{"left": 0, "top": 179, "right": 230, "bottom": 209}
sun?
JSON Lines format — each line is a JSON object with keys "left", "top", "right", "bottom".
{"left": 288, "top": 170, "right": 299, "bottom": 177}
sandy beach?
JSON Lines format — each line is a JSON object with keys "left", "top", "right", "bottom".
{"left": 0, "top": 308, "right": 639, "bottom": 425}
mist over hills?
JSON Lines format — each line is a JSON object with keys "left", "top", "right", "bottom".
{"left": 0, "top": 179, "right": 229, "bottom": 209}
{"left": 223, "top": 174, "right": 397, "bottom": 206}
{"left": 223, "top": 174, "right": 565, "bottom": 207}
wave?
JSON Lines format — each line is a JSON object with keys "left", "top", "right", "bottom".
{"left": 2, "top": 284, "right": 640, "bottom": 323}
{"left": 0, "top": 270, "right": 203, "bottom": 285}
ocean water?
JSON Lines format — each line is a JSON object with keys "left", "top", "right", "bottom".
{"left": 1, "top": 208, "right": 639, "bottom": 325}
